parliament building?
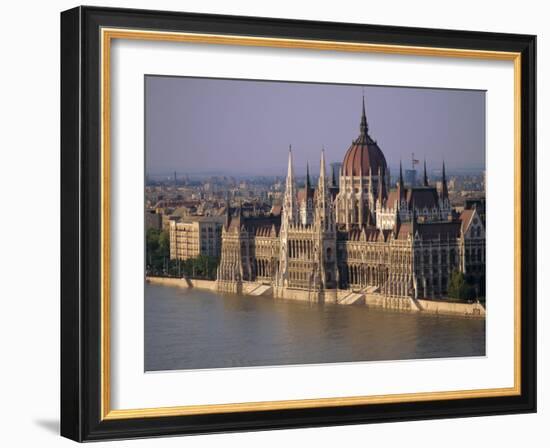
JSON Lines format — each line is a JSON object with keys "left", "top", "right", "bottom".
{"left": 216, "top": 98, "right": 485, "bottom": 306}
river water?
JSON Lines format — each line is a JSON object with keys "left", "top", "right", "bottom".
{"left": 145, "top": 283, "right": 485, "bottom": 371}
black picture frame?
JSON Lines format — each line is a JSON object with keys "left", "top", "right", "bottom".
{"left": 61, "top": 5, "right": 536, "bottom": 442}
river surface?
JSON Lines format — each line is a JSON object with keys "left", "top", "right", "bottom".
{"left": 145, "top": 283, "right": 485, "bottom": 371}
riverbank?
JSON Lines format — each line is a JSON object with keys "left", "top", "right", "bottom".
{"left": 145, "top": 276, "right": 485, "bottom": 318}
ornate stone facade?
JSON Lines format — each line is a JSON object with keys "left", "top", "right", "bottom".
{"left": 216, "top": 98, "right": 485, "bottom": 303}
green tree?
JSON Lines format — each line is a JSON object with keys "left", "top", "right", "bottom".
{"left": 145, "top": 228, "right": 171, "bottom": 275}
{"left": 146, "top": 228, "right": 160, "bottom": 254}
{"left": 146, "top": 227, "right": 220, "bottom": 279}
{"left": 448, "top": 270, "right": 474, "bottom": 301}
{"left": 158, "top": 230, "right": 170, "bottom": 257}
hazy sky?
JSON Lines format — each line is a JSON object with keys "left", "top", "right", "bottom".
{"left": 145, "top": 76, "right": 485, "bottom": 177}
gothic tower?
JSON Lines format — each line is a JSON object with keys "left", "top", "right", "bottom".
{"left": 277, "top": 147, "right": 298, "bottom": 287}
{"left": 313, "top": 149, "right": 338, "bottom": 290}
{"left": 439, "top": 160, "right": 452, "bottom": 220}
{"left": 299, "top": 162, "right": 315, "bottom": 225}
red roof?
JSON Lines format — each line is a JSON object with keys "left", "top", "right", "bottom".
{"left": 341, "top": 136, "right": 387, "bottom": 177}
{"left": 459, "top": 209, "right": 475, "bottom": 233}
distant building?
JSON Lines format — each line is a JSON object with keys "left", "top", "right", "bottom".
{"left": 169, "top": 216, "right": 225, "bottom": 260}
{"left": 405, "top": 169, "right": 417, "bottom": 187}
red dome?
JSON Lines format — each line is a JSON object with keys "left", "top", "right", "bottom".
{"left": 341, "top": 98, "right": 387, "bottom": 177}
{"left": 342, "top": 138, "right": 387, "bottom": 177}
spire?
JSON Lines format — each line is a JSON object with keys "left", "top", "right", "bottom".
{"left": 441, "top": 160, "right": 449, "bottom": 200}
{"left": 278, "top": 146, "right": 297, "bottom": 288}
{"left": 398, "top": 160, "right": 406, "bottom": 201}
{"left": 319, "top": 147, "right": 326, "bottom": 184}
{"left": 359, "top": 94, "right": 368, "bottom": 136}
{"left": 315, "top": 148, "right": 333, "bottom": 229}
{"left": 317, "top": 148, "right": 327, "bottom": 206}
{"left": 287, "top": 145, "right": 294, "bottom": 180}
{"left": 305, "top": 161, "right": 311, "bottom": 190}
{"left": 423, "top": 159, "right": 429, "bottom": 186}
{"left": 282, "top": 145, "right": 298, "bottom": 225}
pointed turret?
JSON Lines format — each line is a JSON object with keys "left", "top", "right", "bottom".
{"left": 441, "top": 160, "right": 449, "bottom": 201}
{"left": 317, "top": 148, "right": 327, "bottom": 204}
{"left": 397, "top": 160, "right": 406, "bottom": 201}
{"left": 282, "top": 145, "right": 298, "bottom": 225}
{"left": 315, "top": 148, "right": 333, "bottom": 230}
{"left": 301, "top": 161, "right": 315, "bottom": 226}
{"left": 277, "top": 146, "right": 298, "bottom": 288}
{"left": 319, "top": 148, "right": 326, "bottom": 186}
{"left": 423, "top": 159, "right": 429, "bottom": 187}
{"left": 360, "top": 94, "right": 368, "bottom": 136}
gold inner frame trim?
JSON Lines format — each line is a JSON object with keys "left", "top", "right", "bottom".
{"left": 100, "top": 27, "right": 522, "bottom": 421}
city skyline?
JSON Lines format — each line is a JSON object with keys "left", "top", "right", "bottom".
{"left": 145, "top": 76, "right": 486, "bottom": 177}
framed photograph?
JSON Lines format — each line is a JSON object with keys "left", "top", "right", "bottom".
{"left": 60, "top": 6, "right": 536, "bottom": 442}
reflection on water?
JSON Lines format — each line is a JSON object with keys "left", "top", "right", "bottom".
{"left": 145, "top": 284, "right": 485, "bottom": 371}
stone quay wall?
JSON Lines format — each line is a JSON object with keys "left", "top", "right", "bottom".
{"left": 146, "top": 276, "right": 218, "bottom": 291}
{"left": 416, "top": 298, "right": 485, "bottom": 317}
{"left": 146, "top": 277, "right": 485, "bottom": 318}
{"left": 273, "top": 286, "right": 341, "bottom": 303}
{"left": 363, "top": 293, "right": 485, "bottom": 317}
